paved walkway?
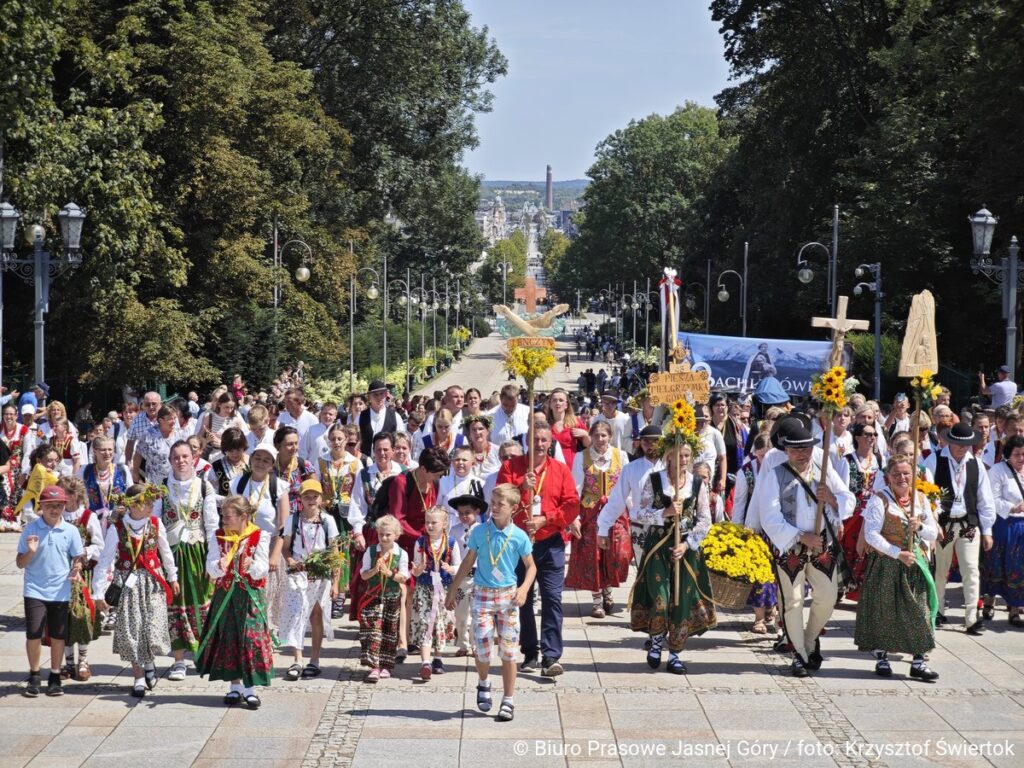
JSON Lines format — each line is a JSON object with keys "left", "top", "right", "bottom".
{"left": 4, "top": 333, "right": 1024, "bottom": 767}
{"left": 2, "top": 527, "right": 1024, "bottom": 767}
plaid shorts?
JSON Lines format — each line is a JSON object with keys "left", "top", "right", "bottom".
{"left": 471, "top": 585, "right": 520, "bottom": 662}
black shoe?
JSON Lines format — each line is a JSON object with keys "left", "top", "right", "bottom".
{"left": 394, "top": 647, "right": 408, "bottom": 664}
{"left": 773, "top": 637, "right": 793, "bottom": 653}
{"left": 666, "top": 657, "right": 686, "bottom": 675}
{"left": 791, "top": 658, "right": 809, "bottom": 678}
{"left": 966, "top": 620, "right": 985, "bottom": 636}
{"left": 910, "top": 664, "right": 939, "bottom": 681}
{"left": 144, "top": 667, "right": 158, "bottom": 690}
{"left": 935, "top": 612, "right": 948, "bottom": 625}
{"left": 520, "top": 654, "right": 539, "bottom": 672}
{"left": 541, "top": 659, "right": 564, "bottom": 677}
{"left": 874, "top": 658, "right": 892, "bottom": 677}
{"left": 806, "top": 640, "right": 823, "bottom": 671}
{"left": 46, "top": 672, "right": 63, "bottom": 697}
{"left": 130, "top": 684, "right": 146, "bottom": 698}
{"left": 24, "top": 672, "right": 41, "bottom": 698}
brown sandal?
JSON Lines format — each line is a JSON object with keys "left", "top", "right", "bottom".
{"left": 590, "top": 607, "right": 606, "bottom": 619}
{"left": 76, "top": 660, "right": 91, "bottom": 682}
{"left": 751, "top": 620, "right": 768, "bottom": 634}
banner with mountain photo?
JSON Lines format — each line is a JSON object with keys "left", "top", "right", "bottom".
{"left": 676, "top": 332, "right": 850, "bottom": 396}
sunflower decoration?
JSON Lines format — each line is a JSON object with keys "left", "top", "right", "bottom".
{"left": 657, "top": 398, "right": 703, "bottom": 459}
{"left": 811, "top": 365, "right": 859, "bottom": 415}
{"left": 909, "top": 368, "right": 943, "bottom": 409}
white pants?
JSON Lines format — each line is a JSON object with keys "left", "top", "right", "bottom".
{"left": 775, "top": 560, "right": 838, "bottom": 663}
{"left": 933, "top": 527, "right": 981, "bottom": 627}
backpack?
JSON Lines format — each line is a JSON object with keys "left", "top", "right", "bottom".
{"left": 236, "top": 472, "right": 279, "bottom": 510}
{"left": 364, "top": 468, "right": 416, "bottom": 524}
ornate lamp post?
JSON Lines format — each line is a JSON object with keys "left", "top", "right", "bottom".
{"left": 853, "top": 262, "right": 883, "bottom": 400}
{"left": 969, "top": 206, "right": 1022, "bottom": 380}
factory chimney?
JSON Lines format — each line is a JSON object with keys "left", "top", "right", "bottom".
{"left": 545, "top": 165, "right": 554, "bottom": 210}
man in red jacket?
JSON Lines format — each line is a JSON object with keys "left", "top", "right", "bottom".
{"left": 497, "top": 421, "right": 580, "bottom": 676}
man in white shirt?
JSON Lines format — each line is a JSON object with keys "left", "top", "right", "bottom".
{"left": 756, "top": 425, "right": 855, "bottom": 678}
{"left": 979, "top": 365, "right": 1018, "bottom": 409}
{"left": 298, "top": 402, "right": 339, "bottom": 463}
{"left": 488, "top": 384, "right": 531, "bottom": 447}
{"left": 423, "top": 385, "right": 465, "bottom": 435}
{"left": 357, "top": 381, "right": 404, "bottom": 456}
{"left": 597, "top": 425, "right": 665, "bottom": 557}
{"left": 276, "top": 387, "right": 318, "bottom": 439}
{"left": 924, "top": 422, "right": 996, "bottom": 633}
{"left": 591, "top": 394, "right": 632, "bottom": 453}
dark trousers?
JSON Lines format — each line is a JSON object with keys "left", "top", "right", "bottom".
{"left": 516, "top": 534, "right": 565, "bottom": 662}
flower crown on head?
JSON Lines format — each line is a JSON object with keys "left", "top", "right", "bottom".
{"left": 463, "top": 413, "right": 493, "bottom": 431}
{"left": 109, "top": 484, "right": 167, "bottom": 509}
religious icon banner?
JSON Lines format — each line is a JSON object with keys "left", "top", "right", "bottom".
{"left": 676, "top": 332, "right": 851, "bottom": 395}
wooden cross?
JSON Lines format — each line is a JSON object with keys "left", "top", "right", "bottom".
{"left": 514, "top": 277, "right": 547, "bottom": 314}
{"left": 812, "top": 296, "right": 869, "bottom": 368}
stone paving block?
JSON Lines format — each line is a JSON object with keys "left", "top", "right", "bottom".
{"left": 925, "top": 694, "right": 1024, "bottom": 731}
{"left": 0, "top": 706, "right": 81, "bottom": 735}
{"left": 603, "top": 692, "right": 701, "bottom": 710}
{"left": 0, "top": 759, "right": 30, "bottom": 768}
{"left": 457, "top": 739, "right": 566, "bottom": 767}
{"left": 120, "top": 701, "right": 228, "bottom": 727}
{"left": 830, "top": 695, "right": 947, "bottom": 731}
{"left": 957, "top": 730, "right": 1024, "bottom": 768}
{"left": 192, "top": 761, "right": 302, "bottom": 768}
{"left": 33, "top": 726, "right": 112, "bottom": 759}
{"left": 67, "top": 698, "right": 135, "bottom": 727}
{"left": 705, "top": 707, "right": 817, "bottom": 741}
{"left": 197, "top": 734, "right": 313, "bottom": 760}
{"left": 352, "top": 738, "right": 458, "bottom": 768}
{"left": 462, "top": 707, "right": 564, "bottom": 740}
{"left": 85, "top": 724, "right": 214, "bottom": 765}
{"left": 609, "top": 709, "right": 715, "bottom": 741}
{"left": 0, "top": 735, "right": 51, "bottom": 760}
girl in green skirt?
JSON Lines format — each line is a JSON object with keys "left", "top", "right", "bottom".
{"left": 628, "top": 442, "right": 717, "bottom": 675}
{"left": 154, "top": 441, "right": 219, "bottom": 681}
{"left": 196, "top": 495, "right": 274, "bottom": 708}
{"left": 855, "top": 456, "right": 940, "bottom": 681}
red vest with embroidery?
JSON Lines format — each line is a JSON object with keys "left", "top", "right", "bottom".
{"left": 213, "top": 527, "right": 265, "bottom": 590}
{"left": 114, "top": 516, "right": 173, "bottom": 603}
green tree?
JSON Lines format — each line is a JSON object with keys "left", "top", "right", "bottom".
{"left": 478, "top": 235, "right": 527, "bottom": 306}
{"left": 538, "top": 229, "right": 569, "bottom": 279}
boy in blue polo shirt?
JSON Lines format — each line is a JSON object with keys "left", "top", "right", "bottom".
{"left": 446, "top": 483, "right": 535, "bottom": 723}
{"left": 17, "top": 485, "right": 84, "bottom": 697}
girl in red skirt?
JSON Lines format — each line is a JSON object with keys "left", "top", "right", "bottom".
{"left": 566, "top": 421, "right": 631, "bottom": 617}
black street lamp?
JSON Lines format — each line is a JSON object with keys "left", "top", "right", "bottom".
{"left": 969, "top": 206, "right": 1022, "bottom": 380}
{"left": 0, "top": 201, "right": 86, "bottom": 386}
{"left": 853, "top": 263, "right": 883, "bottom": 400}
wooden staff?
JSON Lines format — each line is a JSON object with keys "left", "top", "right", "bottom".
{"left": 910, "top": 400, "right": 921, "bottom": 524}
{"left": 526, "top": 379, "right": 536, "bottom": 541}
{"left": 673, "top": 432, "right": 682, "bottom": 607}
{"left": 814, "top": 415, "right": 833, "bottom": 551}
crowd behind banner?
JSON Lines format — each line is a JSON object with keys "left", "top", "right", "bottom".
{"left": 6, "top": 356, "right": 1024, "bottom": 719}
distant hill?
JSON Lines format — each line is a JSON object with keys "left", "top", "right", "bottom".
{"left": 481, "top": 179, "right": 589, "bottom": 189}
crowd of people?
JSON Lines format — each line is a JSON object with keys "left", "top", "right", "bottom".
{"left": 7, "top": 362, "right": 1024, "bottom": 722}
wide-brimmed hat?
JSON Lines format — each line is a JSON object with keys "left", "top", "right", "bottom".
{"left": 942, "top": 422, "right": 983, "bottom": 446}
{"left": 367, "top": 380, "right": 388, "bottom": 394}
{"left": 638, "top": 425, "right": 662, "bottom": 439}
{"left": 35, "top": 382, "right": 50, "bottom": 397}
{"left": 448, "top": 493, "right": 488, "bottom": 514}
{"left": 781, "top": 425, "right": 818, "bottom": 449}
{"left": 599, "top": 393, "right": 618, "bottom": 402}
{"left": 770, "top": 412, "right": 812, "bottom": 450}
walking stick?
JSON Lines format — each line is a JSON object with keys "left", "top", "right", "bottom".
{"left": 673, "top": 433, "right": 682, "bottom": 607}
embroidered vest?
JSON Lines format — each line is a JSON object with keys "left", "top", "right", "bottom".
{"left": 319, "top": 456, "right": 359, "bottom": 506}
{"left": 214, "top": 527, "right": 265, "bottom": 590}
{"left": 580, "top": 450, "right": 623, "bottom": 508}
{"left": 359, "top": 408, "right": 397, "bottom": 456}
{"left": 83, "top": 464, "right": 128, "bottom": 512}
{"left": 415, "top": 534, "right": 456, "bottom": 587}
{"left": 212, "top": 458, "right": 239, "bottom": 497}
{"left": 114, "top": 517, "right": 172, "bottom": 603}
{"left": 161, "top": 478, "right": 208, "bottom": 538}
{"left": 933, "top": 456, "right": 979, "bottom": 527}
{"left": 773, "top": 465, "right": 819, "bottom": 533}
{"left": 367, "top": 544, "right": 402, "bottom": 597}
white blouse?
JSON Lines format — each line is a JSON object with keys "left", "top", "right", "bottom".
{"left": 988, "top": 462, "right": 1024, "bottom": 519}
{"left": 284, "top": 512, "right": 340, "bottom": 560}
{"left": 863, "top": 489, "right": 938, "bottom": 559}
{"left": 153, "top": 475, "right": 219, "bottom": 546}
{"left": 229, "top": 474, "right": 289, "bottom": 535}
{"left": 570, "top": 446, "right": 630, "bottom": 495}
{"left": 360, "top": 545, "right": 410, "bottom": 577}
{"left": 92, "top": 514, "right": 178, "bottom": 594}
{"left": 632, "top": 470, "right": 712, "bottom": 550}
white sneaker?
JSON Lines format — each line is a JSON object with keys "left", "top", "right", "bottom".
{"left": 168, "top": 662, "right": 187, "bottom": 681}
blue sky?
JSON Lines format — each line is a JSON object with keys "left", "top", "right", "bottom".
{"left": 461, "top": 1, "right": 732, "bottom": 182}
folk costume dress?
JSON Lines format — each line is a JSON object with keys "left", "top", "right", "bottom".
{"left": 410, "top": 534, "right": 461, "bottom": 651}
{"left": 566, "top": 446, "right": 631, "bottom": 592}
{"left": 278, "top": 512, "right": 339, "bottom": 650}
{"left": 80, "top": 462, "right": 130, "bottom": 528}
{"left": 628, "top": 469, "right": 717, "bottom": 652}
{"left": 196, "top": 525, "right": 274, "bottom": 687}
{"left": 93, "top": 515, "right": 178, "bottom": 666}
{"left": 0, "top": 421, "right": 31, "bottom": 529}
{"left": 273, "top": 456, "right": 316, "bottom": 518}
{"left": 231, "top": 471, "right": 288, "bottom": 628}
{"left": 841, "top": 451, "right": 881, "bottom": 601}
{"left": 980, "top": 461, "right": 1024, "bottom": 609}
{"left": 154, "top": 475, "right": 218, "bottom": 653}
{"left": 64, "top": 506, "right": 104, "bottom": 646}
{"left": 358, "top": 544, "right": 410, "bottom": 670}
{"left": 855, "top": 488, "right": 939, "bottom": 656}
{"left": 346, "top": 459, "right": 405, "bottom": 621}
{"left": 316, "top": 452, "right": 362, "bottom": 589}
